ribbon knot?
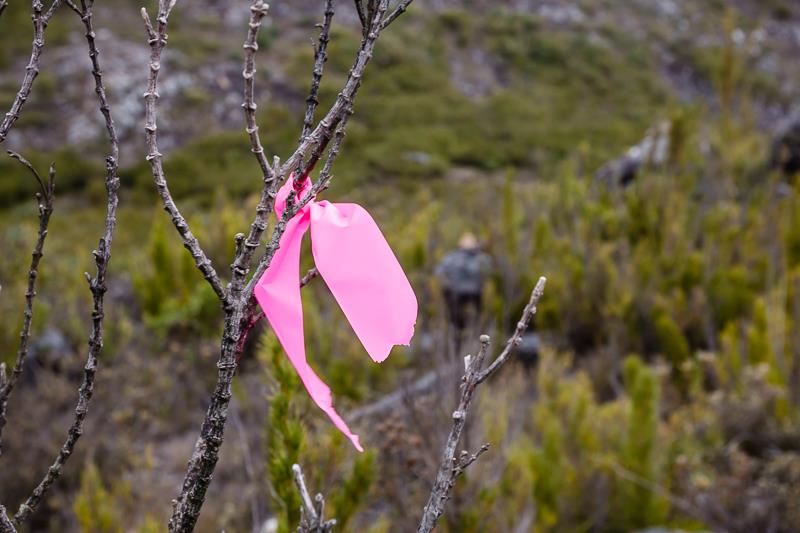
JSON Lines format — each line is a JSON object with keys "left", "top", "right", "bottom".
{"left": 254, "top": 177, "right": 417, "bottom": 451}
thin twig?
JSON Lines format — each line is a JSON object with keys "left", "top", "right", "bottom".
{"left": 11, "top": 1, "right": 120, "bottom": 524}
{"left": 0, "top": 152, "right": 55, "bottom": 453}
{"left": 230, "top": 0, "right": 276, "bottom": 300}
{"left": 380, "top": 0, "right": 414, "bottom": 31}
{"left": 241, "top": 0, "right": 274, "bottom": 184}
{"left": 280, "top": 0, "right": 389, "bottom": 187}
{"left": 141, "top": 4, "right": 229, "bottom": 308}
{"left": 353, "top": 0, "right": 366, "bottom": 35}
{"left": 476, "top": 276, "right": 547, "bottom": 384}
{"left": 300, "top": 0, "right": 334, "bottom": 144}
{"left": 0, "top": 0, "right": 62, "bottom": 144}
{"left": 299, "top": 267, "right": 319, "bottom": 288}
{"left": 346, "top": 362, "right": 458, "bottom": 423}
{"left": 417, "top": 277, "right": 547, "bottom": 533}
{"left": 293, "top": 464, "right": 336, "bottom": 533}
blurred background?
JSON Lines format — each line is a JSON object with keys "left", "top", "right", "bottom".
{"left": 1, "top": 0, "right": 800, "bottom": 531}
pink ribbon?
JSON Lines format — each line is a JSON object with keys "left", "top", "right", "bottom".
{"left": 254, "top": 177, "right": 417, "bottom": 451}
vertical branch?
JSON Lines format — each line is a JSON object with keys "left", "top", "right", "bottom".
{"left": 68, "top": 0, "right": 120, "bottom": 169}
{"left": 241, "top": 0, "right": 273, "bottom": 186}
{"left": 10, "top": 1, "right": 121, "bottom": 525}
{"left": 141, "top": 4, "right": 229, "bottom": 307}
{"left": 300, "top": 0, "right": 334, "bottom": 144}
{"left": 316, "top": 103, "right": 353, "bottom": 184}
{"left": 0, "top": 152, "right": 55, "bottom": 452}
{"left": 292, "top": 0, "right": 334, "bottom": 190}
{"left": 230, "top": 0, "right": 275, "bottom": 299}
{"left": 0, "top": 0, "right": 62, "bottom": 143}
{"left": 417, "top": 277, "right": 547, "bottom": 533}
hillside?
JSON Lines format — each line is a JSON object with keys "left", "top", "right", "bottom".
{"left": 1, "top": 1, "right": 800, "bottom": 532}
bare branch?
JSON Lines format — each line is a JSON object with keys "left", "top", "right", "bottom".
{"left": 281, "top": 0, "right": 389, "bottom": 185}
{"left": 0, "top": 0, "right": 62, "bottom": 143}
{"left": 167, "top": 1, "right": 415, "bottom": 528}
{"left": 70, "top": 0, "right": 120, "bottom": 186}
{"left": 476, "top": 275, "right": 547, "bottom": 384}
{"left": 416, "top": 336, "right": 492, "bottom": 533}
{"left": 241, "top": 0, "right": 274, "bottom": 184}
{"left": 346, "top": 362, "right": 457, "bottom": 423}
{"left": 300, "top": 267, "right": 319, "bottom": 288}
{"left": 300, "top": 0, "right": 334, "bottom": 144}
{"left": 380, "top": 0, "right": 415, "bottom": 31}
{"left": 316, "top": 103, "right": 353, "bottom": 185}
{"left": 293, "top": 464, "right": 336, "bottom": 533}
{"left": 230, "top": 0, "right": 276, "bottom": 299}
{"left": 9, "top": 3, "right": 121, "bottom": 525}
{"left": 590, "top": 456, "right": 716, "bottom": 527}
{"left": 141, "top": 5, "right": 229, "bottom": 307}
{"left": 353, "top": 0, "right": 366, "bottom": 35}
{"left": 170, "top": 119, "right": 354, "bottom": 532}
{"left": 417, "top": 277, "right": 547, "bottom": 533}
{"left": 0, "top": 152, "right": 54, "bottom": 453}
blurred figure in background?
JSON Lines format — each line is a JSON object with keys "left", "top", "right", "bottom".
{"left": 435, "top": 233, "right": 492, "bottom": 334}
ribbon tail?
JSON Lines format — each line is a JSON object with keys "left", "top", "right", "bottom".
{"left": 310, "top": 202, "right": 418, "bottom": 363}
{"left": 254, "top": 212, "right": 363, "bottom": 452}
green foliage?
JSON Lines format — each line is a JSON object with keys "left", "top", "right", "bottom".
{"left": 620, "top": 356, "right": 669, "bottom": 528}
{"left": 653, "top": 310, "right": 691, "bottom": 372}
{"left": 73, "top": 462, "right": 120, "bottom": 533}
{"left": 261, "top": 333, "right": 304, "bottom": 533}
{"left": 519, "top": 352, "right": 680, "bottom": 531}
{"left": 329, "top": 450, "right": 375, "bottom": 531}
{"left": 131, "top": 210, "right": 221, "bottom": 339}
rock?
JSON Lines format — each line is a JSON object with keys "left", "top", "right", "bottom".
{"left": 596, "top": 121, "right": 671, "bottom": 187}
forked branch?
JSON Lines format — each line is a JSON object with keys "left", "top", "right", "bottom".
{"left": 417, "top": 277, "right": 547, "bottom": 533}
{"left": 282, "top": 0, "right": 389, "bottom": 187}
{"left": 300, "top": 0, "right": 334, "bottom": 144}
{"left": 380, "top": 0, "right": 414, "bottom": 31}
{"left": 145, "top": 0, "right": 418, "bottom": 529}
{"left": 231, "top": 0, "right": 276, "bottom": 298}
